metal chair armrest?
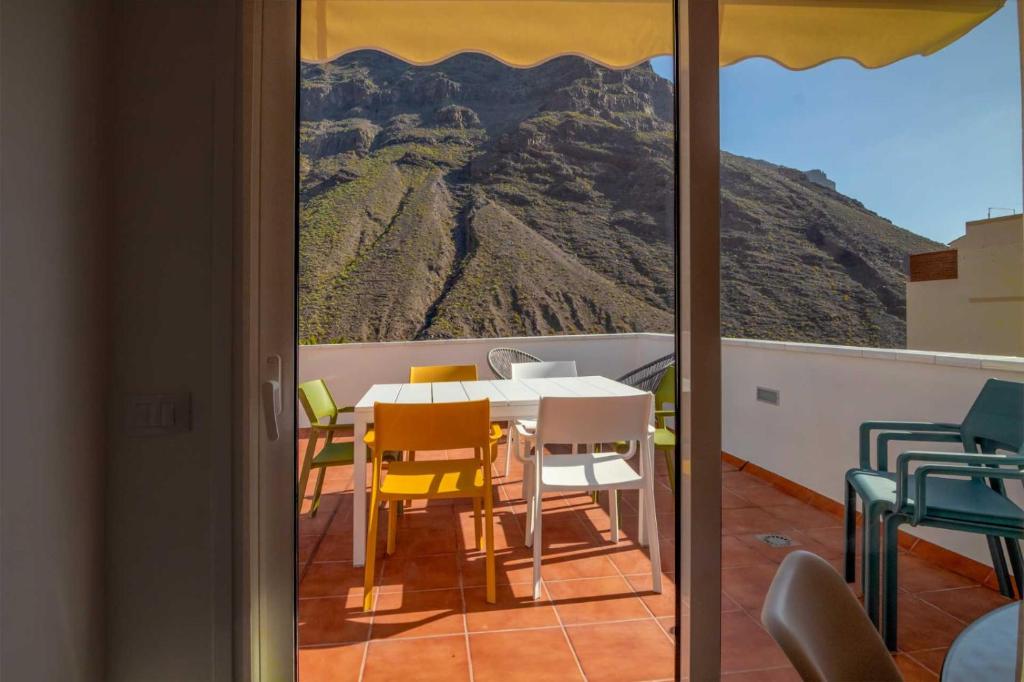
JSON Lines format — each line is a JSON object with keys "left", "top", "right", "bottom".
{"left": 858, "top": 421, "right": 960, "bottom": 469}
{"left": 489, "top": 423, "right": 503, "bottom": 445}
{"left": 311, "top": 422, "right": 351, "bottom": 431}
{"left": 911, "top": 463, "right": 1024, "bottom": 524}
{"left": 895, "top": 451, "right": 1024, "bottom": 515}
{"left": 513, "top": 423, "right": 536, "bottom": 462}
{"left": 874, "top": 431, "right": 963, "bottom": 471}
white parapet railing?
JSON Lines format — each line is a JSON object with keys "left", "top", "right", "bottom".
{"left": 722, "top": 338, "right": 1024, "bottom": 566}
{"left": 298, "top": 332, "right": 674, "bottom": 426}
{"left": 298, "top": 332, "right": 1024, "bottom": 566}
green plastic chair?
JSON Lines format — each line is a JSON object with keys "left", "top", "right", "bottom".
{"left": 652, "top": 364, "right": 677, "bottom": 490}
{"left": 845, "top": 378, "right": 1024, "bottom": 650}
{"left": 297, "top": 379, "right": 395, "bottom": 517}
{"left": 617, "top": 354, "right": 677, "bottom": 490}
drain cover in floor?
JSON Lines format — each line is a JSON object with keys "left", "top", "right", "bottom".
{"left": 755, "top": 533, "right": 794, "bottom": 548}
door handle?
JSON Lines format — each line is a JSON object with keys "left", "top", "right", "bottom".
{"left": 262, "top": 380, "right": 282, "bottom": 441}
{"left": 262, "top": 354, "right": 283, "bottom": 441}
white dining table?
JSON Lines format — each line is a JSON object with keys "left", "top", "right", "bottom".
{"left": 349, "top": 375, "right": 647, "bottom": 566}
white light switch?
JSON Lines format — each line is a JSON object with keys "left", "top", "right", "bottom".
{"left": 126, "top": 392, "right": 191, "bottom": 436}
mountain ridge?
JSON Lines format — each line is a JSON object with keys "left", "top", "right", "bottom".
{"left": 299, "top": 51, "right": 942, "bottom": 347}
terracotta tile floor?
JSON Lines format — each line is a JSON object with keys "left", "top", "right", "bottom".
{"left": 297, "top": 439, "right": 1013, "bottom": 681}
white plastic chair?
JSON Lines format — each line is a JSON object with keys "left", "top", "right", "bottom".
{"left": 518, "top": 394, "right": 662, "bottom": 600}
{"left": 506, "top": 361, "right": 578, "bottom": 478}
{"left": 510, "top": 360, "right": 578, "bottom": 381}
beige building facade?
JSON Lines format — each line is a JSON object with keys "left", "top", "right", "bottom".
{"left": 907, "top": 215, "right": 1024, "bottom": 357}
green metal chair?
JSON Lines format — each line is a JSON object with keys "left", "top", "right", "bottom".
{"left": 845, "top": 378, "right": 1024, "bottom": 650}
{"left": 878, "top": 379, "right": 1024, "bottom": 649}
{"left": 297, "top": 379, "right": 395, "bottom": 517}
{"left": 845, "top": 414, "right": 965, "bottom": 626}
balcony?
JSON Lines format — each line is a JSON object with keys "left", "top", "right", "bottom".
{"left": 296, "top": 333, "right": 1023, "bottom": 681}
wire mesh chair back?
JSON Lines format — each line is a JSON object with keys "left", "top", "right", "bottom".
{"left": 616, "top": 353, "right": 675, "bottom": 393}
{"left": 487, "top": 347, "right": 542, "bottom": 379}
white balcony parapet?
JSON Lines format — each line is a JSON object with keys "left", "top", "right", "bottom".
{"left": 299, "top": 332, "right": 1023, "bottom": 568}
{"left": 299, "top": 332, "right": 674, "bottom": 426}
{"left": 722, "top": 337, "right": 1024, "bottom": 371}
{"left": 722, "top": 337, "right": 1023, "bottom": 567}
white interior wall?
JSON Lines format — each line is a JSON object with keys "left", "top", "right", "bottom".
{"left": 0, "top": 1, "right": 111, "bottom": 679}
{"left": 104, "top": 1, "right": 236, "bottom": 679}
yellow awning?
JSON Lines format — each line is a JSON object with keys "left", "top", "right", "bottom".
{"left": 300, "top": 0, "right": 1005, "bottom": 70}
{"left": 720, "top": 1, "right": 1006, "bottom": 70}
{"left": 300, "top": 1, "right": 673, "bottom": 69}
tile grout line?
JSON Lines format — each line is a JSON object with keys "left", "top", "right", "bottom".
{"left": 357, "top": 553, "right": 384, "bottom": 682}
{"left": 504, "top": 448, "right": 674, "bottom": 666}
{"left": 494, "top": 449, "right": 589, "bottom": 681}
{"left": 453, "top": 480, "right": 476, "bottom": 682}
{"left": 310, "top": 615, "right": 692, "bottom": 649}
{"left": 901, "top": 649, "right": 944, "bottom": 676}
{"left": 297, "top": 490, "right": 347, "bottom": 584}
{"left": 564, "top": 488, "right": 676, "bottom": 645}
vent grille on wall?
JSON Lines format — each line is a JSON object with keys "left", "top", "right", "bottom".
{"left": 756, "top": 387, "right": 780, "bottom": 405}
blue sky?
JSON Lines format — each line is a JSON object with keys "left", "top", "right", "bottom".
{"left": 651, "top": 5, "right": 1021, "bottom": 244}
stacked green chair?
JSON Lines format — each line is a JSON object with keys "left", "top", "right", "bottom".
{"left": 845, "top": 378, "right": 1024, "bottom": 650}
{"left": 297, "top": 379, "right": 396, "bottom": 517}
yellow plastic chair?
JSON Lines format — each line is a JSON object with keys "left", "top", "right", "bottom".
{"left": 297, "top": 379, "right": 394, "bottom": 517}
{"left": 363, "top": 398, "right": 502, "bottom": 610}
{"left": 409, "top": 363, "right": 478, "bottom": 383}
{"left": 405, "top": 364, "right": 481, "bottom": 469}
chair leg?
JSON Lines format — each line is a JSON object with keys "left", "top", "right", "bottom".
{"left": 843, "top": 479, "right": 857, "bottom": 583}
{"left": 363, "top": 488, "right": 381, "bottom": 611}
{"left": 662, "top": 448, "right": 675, "bottom": 492}
{"left": 519, "top": 436, "right": 533, "bottom": 502}
{"left": 1005, "top": 537, "right": 1024, "bottom": 599}
{"left": 473, "top": 498, "right": 483, "bottom": 551}
{"left": 609, "top": 489, "right": 620, "bottom": 543}
{"left": 405, "top": 450, "right": 416, "bottom": 510}
{"left": 532, "top": 483, "right": 543, "bottom": 600}
{"left": 863, "top": 502, "right": 883, "bottom": 627}
{"left": 524, "top": 462, "right": 535, "bottom": 548}
{"left": 881, "top": 513, "right": 902, "bottom": 651}
{"left": 309, "top": 468, "right": 326, "bottom": 518}
{"left": 504, "top": 421, "right": 513, "bottom": 477}
{"left": 642, "top": 438, "right": 663, "bottom": 593}
{"left": 989, "top": 534, "right": 1014, "bottom": 597}
{"left": 484, "top": 492, "right": 496, "bottom": 604}
{"left": 386, "top": 498, "right": 398, "bottom": 555}
{"left": 297, "top": 436, "right": 317, "bottom": 507}
{"left": 638, "top": 481, "right": 648, "bottom": 547}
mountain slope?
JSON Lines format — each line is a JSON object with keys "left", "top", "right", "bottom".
{"left": 299, "top": 51, "right": 942, "bottom": 347}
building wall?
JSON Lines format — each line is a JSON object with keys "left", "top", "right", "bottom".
{"left": 722, "top": 338, "right": 1024, "bottom": 566}
{"left": 104, "top": 1, "right": 236, "bottom": 679}
{"left": 908, "top": 215, "right": 1024, "bottom": 357}
{"left": 0, "top": 1, "right": 111, "bottom": 679}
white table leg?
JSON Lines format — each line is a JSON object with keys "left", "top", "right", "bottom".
{"left": 352, "top": 414, "right": 368, "bottom": 566}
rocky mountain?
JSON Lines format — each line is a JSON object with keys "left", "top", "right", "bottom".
{"left": 299, "top": 51, "right": 942, "bottom": 347}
